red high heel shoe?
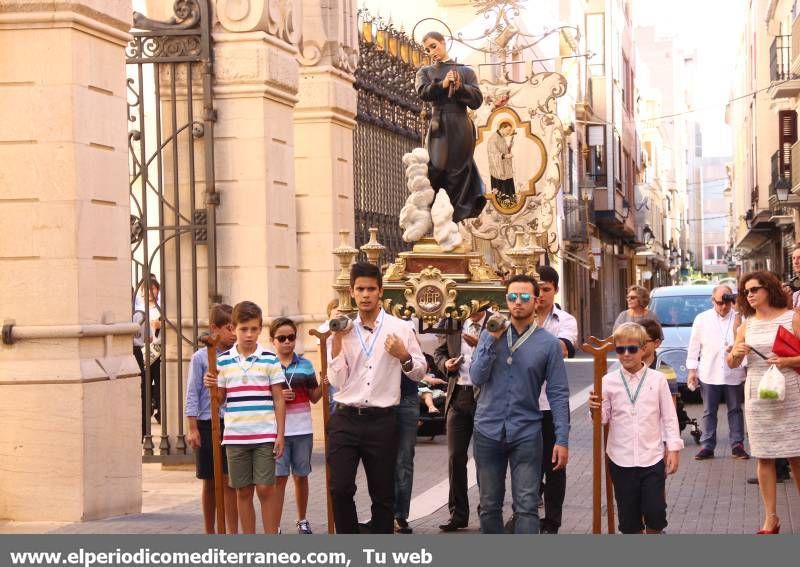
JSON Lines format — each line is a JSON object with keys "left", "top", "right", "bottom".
{"left": 757, "top": 515, "right": 780, "bottom": 534}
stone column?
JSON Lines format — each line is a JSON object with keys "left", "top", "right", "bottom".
{"left": 211, "top": 0, "right": 302, "bottom": 316}
{"left": 0, "top": 1, "right": 141, "bottom": 521}
{"left": 294, "top": 0, "right": 358, "bottom": 330}
{"left": 293, "top": 0, "right": 358, "bottom": 440}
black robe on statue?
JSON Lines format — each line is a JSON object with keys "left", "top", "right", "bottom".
{"left": 415, "top": 61, "right": 486, "bottom": 223}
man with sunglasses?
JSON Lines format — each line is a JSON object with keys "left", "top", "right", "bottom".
{"left": 469, "top": 274, "right": 570, "bottom": 534}
{"left": 686, "top": 284, "right": 748, "bottom": 461}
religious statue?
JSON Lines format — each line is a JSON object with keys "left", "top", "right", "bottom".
{"left": 398, "top": 31, "right": 486, "bottom": 252}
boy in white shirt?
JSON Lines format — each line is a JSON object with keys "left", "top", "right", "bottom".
{"left": 589, "top": 322, "right": 683, "bottom": 534}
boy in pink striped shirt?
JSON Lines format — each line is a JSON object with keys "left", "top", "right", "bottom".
{"left": 589, "top": 322, "right": 683, "bottom": 534}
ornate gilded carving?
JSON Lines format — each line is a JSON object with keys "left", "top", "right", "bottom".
{"left": 402, "top": 267, "right": 458, "bottom": 325}
{"left": 384, "top": 257, "right": 407, "bottom": 282}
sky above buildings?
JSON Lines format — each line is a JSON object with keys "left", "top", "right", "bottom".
{"left": 635, "top": 0, "right": 745, "bottom": 158}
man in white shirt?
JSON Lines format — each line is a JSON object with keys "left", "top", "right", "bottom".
{"left": 327, "top": 262, "right": 427, "bottom": 534}
{"left": 532, "top": 266, "right": 578, "bottom": 534}
{"left": 687, "top": 284, "right": 749, "bottom": 461}
{"left": 433, "top": 305, "right": 492, "bottom": 532}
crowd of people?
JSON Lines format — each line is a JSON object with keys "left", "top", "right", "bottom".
{"left": 166, "top": 258, "right": 800, "bottom": 536}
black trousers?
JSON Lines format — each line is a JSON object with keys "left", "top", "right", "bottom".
{"left": 447, "top": 386, "right": 475, "bottom": 524}
{"left": 326, "top": 409, "right": 398, "bottom": 534}
{"left": 607, "top": 458, "right": 667, "bottom": 533}
{"left": 134, "top": 346, "right": 146, "bottom": 436}
{"left": 540, "top": 410, "right": 567, "bottom": 532}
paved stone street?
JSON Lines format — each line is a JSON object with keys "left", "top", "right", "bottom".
{"left": 2, "top": 384, "right": 798, "bottom": 535}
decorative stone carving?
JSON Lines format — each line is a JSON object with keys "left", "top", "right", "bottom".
{"left": 297, "top": 0, "right": 358, "bottom": 73}
{"left": 215, "top": 0, "right": 302, "bottom": 45}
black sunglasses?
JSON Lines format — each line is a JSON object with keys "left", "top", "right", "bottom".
{"left": 744, "top": 286, "right": 764, "bottom": 296}
{"left": 275, "top": 334, "right": 296, "bottom": 343}
{"left": 615, "top": 345, "right": 640, "bottom": 355}
{"left": 713, "top": 299, "right": 733, "bottom": 306}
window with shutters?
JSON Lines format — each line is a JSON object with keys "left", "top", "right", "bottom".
{"left": 779, "top": 110, "right": 797, "bottom": 179}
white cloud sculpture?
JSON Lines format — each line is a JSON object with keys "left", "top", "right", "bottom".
{"left": 399, "top": 148, "right": 462, "bottom": 252}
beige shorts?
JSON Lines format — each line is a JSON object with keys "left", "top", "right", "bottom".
{"left": 225, "top": 443, "right": 275, "bottom": 488}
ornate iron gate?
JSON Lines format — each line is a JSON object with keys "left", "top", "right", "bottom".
{"left": 353, "top": 12, "right": 428, "bottom": 262}
{"left": 126, "top": 0, "right": 217, "bottom": 460}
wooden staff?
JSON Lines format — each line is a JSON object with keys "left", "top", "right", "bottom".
{"left": 198, "top": 332, "right": 226, "bottom": 534}
{"left": 582, "top": 335, "right": 616, "bottom": 534}
{"left": 309, "top": 328, "right": 335, "bottom": 534}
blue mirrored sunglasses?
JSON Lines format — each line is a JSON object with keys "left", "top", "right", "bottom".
{"left": 615, "top": 345, "right": 640, "bottom": 355}
{"left": 506, "top": 292, "right": 533, "bottom": 303}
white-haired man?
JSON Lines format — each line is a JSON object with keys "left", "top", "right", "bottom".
{"left": 687, "top": 285, "right": 749, "bottom": 461}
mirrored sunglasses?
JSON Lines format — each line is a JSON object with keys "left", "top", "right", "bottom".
{"left": 506, "top": 292, "right": 533, "bottom": 303}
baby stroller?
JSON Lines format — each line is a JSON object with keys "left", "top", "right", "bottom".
{"left": 417, "top": 353, "right": 447, "bottom": 440}
{"left": 655, "top": 348, "right": 702, "bottom": 445}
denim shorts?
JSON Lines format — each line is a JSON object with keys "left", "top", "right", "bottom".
{"left": 275, "top": 433, "right": 313, "bottom": 477}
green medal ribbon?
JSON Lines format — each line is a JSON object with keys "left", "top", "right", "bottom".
{"left": 506, "top": 322, "right": 538, "bottom": 365}
{"left": 620, "top": 367, "right": 648, "bottom": 411}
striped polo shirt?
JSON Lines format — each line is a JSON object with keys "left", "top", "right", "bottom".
{"left": 217, "top": 343, "right": 286, "bottom": 445}
{"left": 282, "top": 354, "right": 318, "bottom": 436}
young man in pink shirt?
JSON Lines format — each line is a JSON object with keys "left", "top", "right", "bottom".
{"left": 589, "top": 322, "right": 683, "bottom": 534}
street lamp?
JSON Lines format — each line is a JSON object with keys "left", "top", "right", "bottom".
{"left": 775, "top": 177, "right": 792, "bottom": 202}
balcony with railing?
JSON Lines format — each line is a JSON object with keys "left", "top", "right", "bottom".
{"left": 769, "top": 34, "right": 800, "bottom": 100}
{"left": 562, "top": 194, "right": 589, "bottom": 245}
{"left": 768, "top": 149, "right": 799, "bottom": 227}
{"left": 792, "top": 13, "right": 800, "bottom": 74}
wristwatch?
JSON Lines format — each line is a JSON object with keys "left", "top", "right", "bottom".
{"left": 401, "top": 356, "right": 414, "bottom": 370}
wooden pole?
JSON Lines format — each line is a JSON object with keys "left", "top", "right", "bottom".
{"left": 309, "top": 328, "right": 335, "bottom": 534}
{"left": 581, "top": 335, "right": 615, "bottom": 534}
{"left": 199, "top": 333, "right": 225, "bottom": 534}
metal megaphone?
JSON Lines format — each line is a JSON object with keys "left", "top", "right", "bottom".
{"left": 485, "top": 313, "right": 508, "bottom": 333}
{"left": 328, "top": 315, "right": 353, "bottom": 333}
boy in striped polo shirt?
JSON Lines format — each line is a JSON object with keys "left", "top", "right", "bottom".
{"left": 205, "top": 301, "right": 286, "bottom": 534}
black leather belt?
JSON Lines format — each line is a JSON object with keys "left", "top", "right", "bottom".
{"left": 453, "top": 383, "right": 473, "bottom": 392}
{"left": 335, "top": 404, "right": 394, "bottom": 416}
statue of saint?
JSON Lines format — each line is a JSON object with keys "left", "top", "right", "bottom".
{"left": 416, "top": 31, "right": 486, "bottom": 223}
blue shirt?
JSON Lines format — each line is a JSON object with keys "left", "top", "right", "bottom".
{"left": 185, "top": 348, "right": 224, "bottom": 420}
{"left": 469, "top": 324, "right": 570, "bottom": 445}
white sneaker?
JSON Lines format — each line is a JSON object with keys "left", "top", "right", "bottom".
{"left": 296, "top": 519, "right": 312, "bottom": 534}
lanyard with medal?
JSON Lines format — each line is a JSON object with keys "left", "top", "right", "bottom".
{"left": 238, "top": 349, "right": 258, "bottom": 384}
{"left": 355, "top": 309, "right": 386, "bottom": 364}
{"left": 620, "top": 367, "right": 647, "bottom": 415}
{"left": 506, "top": 322, "right": 538, "bottom": 365}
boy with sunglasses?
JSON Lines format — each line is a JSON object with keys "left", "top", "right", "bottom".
{"left": 469, "top": 274, "right": 570, "bottom": 534}
{"left": 268, "top": 317, "right": 323, "bottom": 534}
{"left": 589, "top": 322, "right": 683, "bottom": 534}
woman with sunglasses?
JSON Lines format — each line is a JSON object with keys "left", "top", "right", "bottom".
{"left": 268, "top": 317, "right": 324, "bottom": 534}
{"left": 613, "top": 285, "right": 660, "bottom": 331}
{"left": 727, "top": 271, "right": 800, "bottom": 534}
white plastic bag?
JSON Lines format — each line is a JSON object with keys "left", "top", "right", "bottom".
{"left": 757, "top": 364, "right": 786, "bottom": 401}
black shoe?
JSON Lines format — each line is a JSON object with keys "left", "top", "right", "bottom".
{"left": 504, "top": 514, "right": 517, "bottom": 533}
{"left": 747, "top": 474, "right": 790, "bottom": 485}
{"left": 358, "top": 522, "right": 372, "bottom": 534}
{"left": 747, "top": 477, "right": 759, "bottom": 485}
{"left": 732, "top": 444, "right": 750, "bottom": 460}
{"left": 439, "top": 519, "right": 467, "bottom": 532}
{"left": 694, "top": 448, "right": 714, "bottom": 460}
{"left": 394, "top": 518, "right": 412, "bottom": 534}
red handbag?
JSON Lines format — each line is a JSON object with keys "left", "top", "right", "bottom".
{"left": 772, "top": 325, "right": 800, "bottom": 373}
